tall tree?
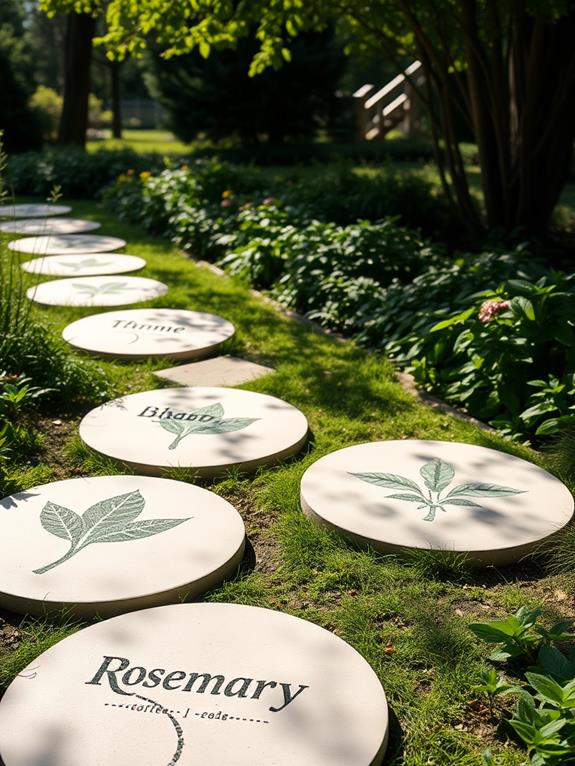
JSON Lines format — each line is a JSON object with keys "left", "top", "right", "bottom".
{"left": 40, "top": 0, "right": 575, "bottom": 236}
{"left": 57, "top": 11, "right": 96, "bottom": 146}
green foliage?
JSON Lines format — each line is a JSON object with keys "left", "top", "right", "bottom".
{"left": 104, "top": 160, "right": 575, "bottom": 442}
{"left": 471, "top": 608, "right": 575, "bottom": 765}
{"left": 7, "top": 148, "right": 164, "bottom": 198}
{"left": 402, "top": 548, "right": 472, "bottom": 582}
{"left": 0, "top": 0, "right": 43, "bottom": 153}
{"left": 30, "top": 85, "right": 63, "bottom": 142}
{"left": 0, "top": 373, "right": 51, "bottom": 456}
{"left": 469, "top": 607, "right": 574, "bottom": 664}
{"left": 145, "top": 28, "right": 346, "bottom": 145}
{"left": 389, "top": 269, "right": 575, "bottom": 440}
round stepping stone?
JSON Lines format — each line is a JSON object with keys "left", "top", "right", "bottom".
{"left": 63, "top": 308, "right": 235, "bottom": 360}
{"left": 22, "top": 254, "right": 146, "bottom": 277}
{"left": 8, "top": 234, "right": 126, "bottom": 254}
{"left": 0, "top": 203, "right": 71, "bottom": 218}
{"left": 301, "top": 440, "right": 574, "bottom": 565}
{"left": 0, "top": 475, "right": 245, "bottom": 617}
{"left": 80, "top": 387, "right": 309, "bottom": 477}
{"left": 0, "top": 217, "right": 100, "bottom": 235}
{"left": 27, "top": 276, "right": 168, "bottom": 307}
{"left": 0, "top": 603, "right": 389, "bottom": 766}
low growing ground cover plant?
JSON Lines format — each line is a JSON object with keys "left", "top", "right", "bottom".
{"left": 470, "top": 608, "right": 575, "bottom": 765}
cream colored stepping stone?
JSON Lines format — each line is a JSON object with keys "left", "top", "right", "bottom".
{"left": 8, "top": 234, "right": 126, "bottom": 254}
{"left": 22, "top": 254, "right": 146, "bottom": 277}
{"left": 0, "top": 203, "right": 71, "bottom": 218}
{"left": 80, "top": 387, "right": 308, "bottom": 477}
{"left": 0, "top": 217, "right": 100, "bottom": 235}
{"left": 155, "top": 355, "right": 274, "bottom": 386}
{"left": 0, "top": 475, "right": 245, "bottom": 617}
{"left": 63, "top": 308, "right": 234, "bottom": 360}
{"left": 0, "top": 603, "right": 389, "bottom": 766}
{"left": 301, "top": 440, "right": 574, "bottom": 566}
{"left": 27, "top": 276, "right": 167, "bottom": 307}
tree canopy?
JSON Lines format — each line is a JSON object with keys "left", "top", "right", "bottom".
{"left": 40, "top": 0, "right": 575, "bottom": 237}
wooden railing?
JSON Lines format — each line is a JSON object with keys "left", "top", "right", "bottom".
{"left": 353, "top": 61, "right": 424, "bottom": 141}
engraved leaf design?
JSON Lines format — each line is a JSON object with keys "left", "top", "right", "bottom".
{"left": 445, "top": 483, "right": 526, "bottom": 499}
{"left": 60, "top": 258, "right": 109, "bottom": 270}
{"left": 385, "top": 493, "right": 429, "bottom": 502}
{"left": 33, "top": 490, "right": 191, "bottom": 575}
{"left": 158, "top": 419, "right": 183, "bottom": 434}
{"left": 350, "top": 472, "right": 423, "bottom": 494}
{"left": 81, "top": 490, "right": 145, "bottom": 544}
{"left": 419, "top": 459, "right": 455, "bottom": 492}
{"left": 194, "top": 403, "right": 225, "bottom": 420}
{"left": 40, "top": 502, "right": 83, "bottom": 546}
{"left": 441, "top": 498, "right": 482, "bottom": 507}
{"left": 93, "top": 518, "right": 189, "bottom": 543}
{"left": 351, "top": 459, "right": 525, "bottom": 523}
{"left": 155, "top": 402, "right": 259, "bottom": 449}
{"left": 72, "top": 281, "right": 134, "bottom": 296}
{"left": 205, "top": 417, "right": 258, "bottom": 434}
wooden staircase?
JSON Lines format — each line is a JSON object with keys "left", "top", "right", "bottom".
{"left": 353, "top": 61, "right": 424, "bottom": 141}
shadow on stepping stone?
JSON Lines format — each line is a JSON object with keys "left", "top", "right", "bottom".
{"left": 155, "top": 355, "right": 275, "bottom": 387}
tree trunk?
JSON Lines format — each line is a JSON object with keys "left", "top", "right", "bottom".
{"left": 110, "top": 61, "right": 123, "bottom": 139}
{"left": 58, "top": 13, "right": 95, "bottom": 148}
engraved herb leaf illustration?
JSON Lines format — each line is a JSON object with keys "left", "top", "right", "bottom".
{"left": 34, "top": 490, "right": 191, "bottom": 574}
{"left": 72, "top": 281, "right": 136, "bottom": 297}
{"left": 351, "top": 458, "right": 525, "bottom": 522}
{"left": 156, "top": 402, "right": 259, "bottom": 449}
{"left": 60, "top": 257, "right": 111, "bottom": 271}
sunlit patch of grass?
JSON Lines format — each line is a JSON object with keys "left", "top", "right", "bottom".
{"left": 0, "top": 612, "right": 83, "bottom": 688}
{"left": 64, "top": 435, "right": 133, "bottom": 476}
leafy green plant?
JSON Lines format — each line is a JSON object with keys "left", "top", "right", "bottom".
{"left": 0, "top": 136, "right": 109, "bottom": 408}
{"left": 34, "top": 490, "right": 190, "bottom": 574}
{"left": 469, "top": 607, "right": 574, "bottom": 663}
{"left": 351, "top": 457, "right": 524, "bottom": 522}
{"left": 471, "top": 609, "right": 575, "bottom": 764}
{"left": 473, "top": 667, "right": 523, "bottom": 714}
{"left": 508, "top": 682, "right": 575, "bottom": 765}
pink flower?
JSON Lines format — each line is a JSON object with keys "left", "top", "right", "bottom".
{"left": 478, "top": 299, "right": 511, "bottom": 323}
{"left": 262, "top": 196, "right": 274, "bottom": 205}
{"left": 240, "top": 202, "right": 253, "bottom": 210}
{"left": 220, "top": 199, "right": 232, "bottom": 208}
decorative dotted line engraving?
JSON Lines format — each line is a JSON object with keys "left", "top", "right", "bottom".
{"left": 105, "top": 704, "right": 183, "bottom": 714}
{"left": 105, "top": 704, "right": 269, "bottom": 724}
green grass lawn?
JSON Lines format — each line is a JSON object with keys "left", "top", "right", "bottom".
{"left": 1, "top": 200, "right": 573, "bottom": 765}
{"left": 87, "top": 128, "right": 193, "bottom": 154}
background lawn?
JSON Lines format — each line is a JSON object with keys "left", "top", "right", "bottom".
{"left": 1, "top": 199, "right": 573, "bottom": 765}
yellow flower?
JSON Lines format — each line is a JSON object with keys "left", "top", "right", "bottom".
{"left": 140, "top": 171, "right": 151, "bottom": 181}
{"left": 117, "top": 174, "right": 128, "bottom": 183}
{"left": 222, "top": 189, "right": 232, "bottom": 199}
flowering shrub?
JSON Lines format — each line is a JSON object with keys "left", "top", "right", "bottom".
{"left": 104, "top": 161, "right": 574, "bottom": 441}
{"left": 386, "top": 268, "right": 575, "bottom": 438}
